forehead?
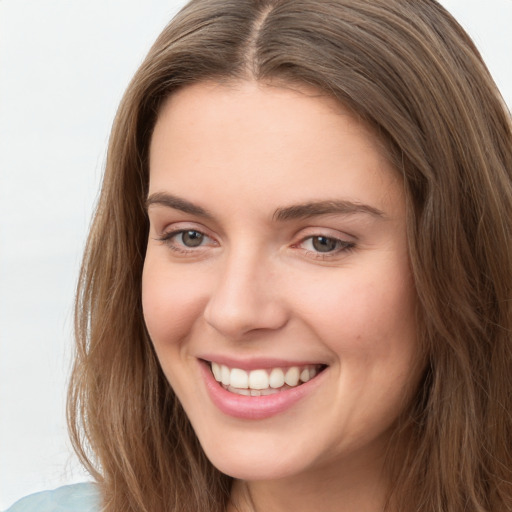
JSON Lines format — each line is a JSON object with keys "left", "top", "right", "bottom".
{"left": 152, "top": 80, "right": 374, "bottom": 150}
{"left": 148, "top": 80, "right": 402, "bottom": 220}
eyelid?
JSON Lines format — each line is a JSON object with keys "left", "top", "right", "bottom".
{"left": 298, "top": 235, "right": 355, "bottom": 253}
{"left": 293, "top": 226, "right": 356, "bottom": 243}
{"left": 156, "top": 220, "right": 215, "bottom": 239}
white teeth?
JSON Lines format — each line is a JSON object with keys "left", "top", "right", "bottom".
{"left": 226, "top": 386, "right": 279, "bottom": 396}
{"left": 300, "top": 368, "right": 310, "bottom": 382}
{"left": 210, "top": 362, "right": 323, "bottom": 394}
{"left": 269, "top": 368, "right": 285, "bottom": 388}
{"left": 221, "top": 365, "right": 230, "bottom": 386}
{"left": 249, "top": 369, "right": 269, "bottom": 390}
{"left": 211, "top": 362, "right": 222, "bottom": 381}
{"left": 284, "top": 367, "right": 300, "bottom": 386}
{"left": 230, "top": 368, "right": 249, "bottom": 389}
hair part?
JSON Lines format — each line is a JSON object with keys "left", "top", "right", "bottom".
{"left": 68, "top": 1, "right": 512, "bottom": 511}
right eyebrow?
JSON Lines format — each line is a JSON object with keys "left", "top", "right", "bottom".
{"left": 145, "top": 192, "right": 213, "bottom": 218}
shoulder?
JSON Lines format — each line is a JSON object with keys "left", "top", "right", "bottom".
{"left": 4, "top": 483, "right": 101, "bottom": 512}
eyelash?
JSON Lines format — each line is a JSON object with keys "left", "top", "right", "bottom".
{"left": 156, "top": 229, "right": 215, "bottom": 254}
{"left": 156, "top": 229, "right": 355, "bottom": 259}
{"left": 295, "top": 235, "right": 356, "bottom": 260}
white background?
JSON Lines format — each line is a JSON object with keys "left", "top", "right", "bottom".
{"left": 1, "top": 1, "right": 511, "bottom": 508}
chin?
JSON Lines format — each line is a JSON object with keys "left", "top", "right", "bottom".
{"left": 205, "top": 446, "right": 303, "bottom": 481}
{"left": 193, "top": 423, "right": 322, "bottom": 482}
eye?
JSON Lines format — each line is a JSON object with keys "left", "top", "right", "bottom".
{"left": 157, "top": 228, "right": 216, "bottom": 253}
{"left": 310, "top": 236, "right": 340, "bottom": 253}
{"left": 178, "top": 230, "right": 205, "bottom": 247}
{"left": 299, "top": 235, "right": 355, "bottom": 255}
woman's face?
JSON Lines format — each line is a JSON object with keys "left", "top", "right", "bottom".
{"left": 143, "top": 81, "right": 418, "bottom": 483}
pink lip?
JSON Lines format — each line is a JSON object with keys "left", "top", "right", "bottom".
{"left": 198, "top": 353, "right": 324, "bottom": 371}
{"left": 199, "top": 360, "right": 327, "bottom": 420}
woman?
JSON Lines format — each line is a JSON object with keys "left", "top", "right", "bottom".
{"left": 8, "top": 0, "right": 512, "bottom": 511}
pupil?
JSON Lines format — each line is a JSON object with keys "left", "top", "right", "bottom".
{"left": 182, "top": 231, "right": 203, "bottom": 247}
{"left": 312, "top": 236, "right": 338, "bottom": 253}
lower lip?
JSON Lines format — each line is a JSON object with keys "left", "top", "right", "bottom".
{"left": 199, "top": 361, "right": 326, "bottom": 420}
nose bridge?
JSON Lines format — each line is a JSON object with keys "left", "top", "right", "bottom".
{"left": 203, "top": 242, "right": 287, "bottom": 338}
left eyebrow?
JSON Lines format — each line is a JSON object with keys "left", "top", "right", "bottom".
{"left": 273, "top": 200, "right": 385, "bottom": 222}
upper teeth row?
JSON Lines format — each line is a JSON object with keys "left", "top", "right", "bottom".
{"left": 210, "top": 362, "right": 320, "bottom": 390}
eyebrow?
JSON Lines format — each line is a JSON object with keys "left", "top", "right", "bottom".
{"left": 146, "top": 192, "right": 385, "bottom": 221}
{"left": 146, "top": 192, "right": 213, "bottom": 218}
{"left": 273, "top": 200, "right": 385, "bottom": 221}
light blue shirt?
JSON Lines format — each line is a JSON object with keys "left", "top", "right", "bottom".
{"left": 4, "top": 483, "right": 100, "bottom": 512}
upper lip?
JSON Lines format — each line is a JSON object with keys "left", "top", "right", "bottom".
{"left": 198, "top": 354, "right": 328, "bottom": 371}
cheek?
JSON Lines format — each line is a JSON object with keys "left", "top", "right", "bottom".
{"left": 289, "top": 260, "right": 417, "bottom": 366}
{"left": 300, "top": 269, "right": 418, "bottom": 424}
{"left": 141, "top": 256, "right": 207, "bottom": 350}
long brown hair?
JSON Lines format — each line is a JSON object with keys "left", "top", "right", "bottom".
{"left": 67, "top": 1, "right": 512, "bottom": 510}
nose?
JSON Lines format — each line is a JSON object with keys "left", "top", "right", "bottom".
{"left": 203, "top": 249, "right": 288, "bottom": 339}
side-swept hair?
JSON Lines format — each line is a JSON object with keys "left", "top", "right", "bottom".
{"left": 68, "top": 1, "right": 512, "bottom": 511}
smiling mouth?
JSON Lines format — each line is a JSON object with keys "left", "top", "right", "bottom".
{"left": 208, "top": 361, "right": 327, "bottom": 397}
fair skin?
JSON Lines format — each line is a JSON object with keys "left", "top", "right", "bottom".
{"left": 142, "top": 80, "right": 418, "bottom": 512}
